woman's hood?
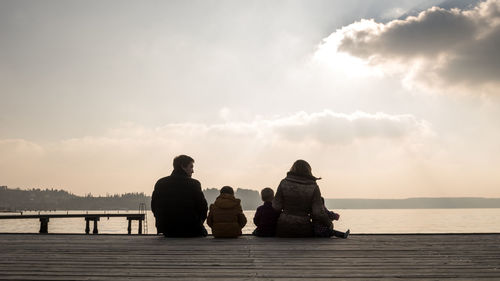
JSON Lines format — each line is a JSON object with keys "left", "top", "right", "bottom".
{"left": 285, "top": 172, "right": 317, "bottom": 185}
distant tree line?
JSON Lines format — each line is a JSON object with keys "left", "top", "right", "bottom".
{"left": 204, "top": 188, "right": 260, "bottom": 210}
{"left": 0, "top": 186, "right": 261, "bottom": 211}
{"left": 0, "top": 186, "right": 150, "bottom": 211}
{"left": 2, "top": 186, "right": 499, "bottom": 211}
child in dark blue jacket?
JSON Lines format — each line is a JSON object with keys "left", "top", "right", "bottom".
{"left": 253, "top": 187, "right": 280, "bottom": 237}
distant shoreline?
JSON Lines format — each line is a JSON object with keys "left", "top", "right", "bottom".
{"left": 3, "top": 207, "right": 500, "bottom": 213}
{"left": 324, "top": 197, "right": 500, "bottom": 209}
{"left": 2, "top": 186, "right": 500, "bottom": 211}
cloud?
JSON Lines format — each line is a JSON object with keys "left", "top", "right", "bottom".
{"left": 0, "top": 110, "right": 430, "bottom": 193}
{"left": 0, "top": 111, "right": 431, "bottom": 155}
{"left": 317, "top": 0, "right": 500, "bottom": 93}
{"left": 0, "top": 139, "right": 45, "bottom": 161}
{"left": 266, "top": 111, "right": 431, "bottom": 144}
{"left": 122, "top": 110, "right": 430, "bottom": 146}
{"left": 4, "top": 110, "right": 500, "bottom": 198}
{"left": 101, "top": 110, "right": 431, "bottom": 146}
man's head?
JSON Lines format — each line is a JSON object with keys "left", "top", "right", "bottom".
{"left": 261, "top": 187, "right": 274, "bottom": 202}
{"left": 173, "top": 155, "right": 195, "bottom": 177}
{"left": 220, "top": 186, "right": 234, "bottom": 195}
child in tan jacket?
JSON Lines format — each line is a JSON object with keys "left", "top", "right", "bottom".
{"left": 207, "top": 186, "right": 247, "bottom": 238}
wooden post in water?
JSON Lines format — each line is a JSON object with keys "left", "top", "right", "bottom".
{"left": 85, "top": 218, "right": 90, "bottom": 234}
{"left": 0, "top": 213, "right": 144, "bottom": 235}
{"left": 92, "top": 218, "right": 99, "bottom": 234}
{"left": 39, "top": 217, "right": 49, "bottom": 234}
{"left": 85, "top": 217, "right": 100, "bottom": 234}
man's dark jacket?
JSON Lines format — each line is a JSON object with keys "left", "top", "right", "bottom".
{"left": 151, "top": 169, "right": 208, "bottom": 237}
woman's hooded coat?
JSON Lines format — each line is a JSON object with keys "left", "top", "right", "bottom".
{"left": 272, "top": 172, "right": 332, "bottom": 237}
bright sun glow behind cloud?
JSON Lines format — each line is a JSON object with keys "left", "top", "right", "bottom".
{"left": 316, "top": 0, "right": 500, "bottom": 95}
{"left": 313, "top": 19, "right": 385, "bottom": 78}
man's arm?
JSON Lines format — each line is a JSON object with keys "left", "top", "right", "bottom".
{"left": 194, "top": 181, "right": 208, "bottom": 222}
{"left": 207, "top": 205, "right": 214, "bottom": 227}
{"left": 151, "top": 182, "right": 159, "bottom": 216}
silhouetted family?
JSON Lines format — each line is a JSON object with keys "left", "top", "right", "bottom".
{"left": 151, "top": 155, "right": 349, "bottom": 238}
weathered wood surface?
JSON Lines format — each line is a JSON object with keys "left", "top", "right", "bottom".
{"left": 0, "top": 234, "right": 499, "bottom": 280}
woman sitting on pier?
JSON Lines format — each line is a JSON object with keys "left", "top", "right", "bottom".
{"left": 272, "top": 160, "right": 332, "bottom": 237}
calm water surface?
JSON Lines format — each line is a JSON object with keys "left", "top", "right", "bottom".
{"left": 1, "top": 209, "right": 500, "bottom": 234}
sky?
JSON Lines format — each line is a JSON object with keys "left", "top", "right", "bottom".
{"left": 1, "top": 0, "right": 499, "bottom": 198}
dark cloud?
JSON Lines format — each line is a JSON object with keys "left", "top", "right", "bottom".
{"left": 325, "top": 0, "right": 500, "bottom": 91}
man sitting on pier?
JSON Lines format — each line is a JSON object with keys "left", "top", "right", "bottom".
{"left": 151, "top": 155, "right": 208, "bottom": 237}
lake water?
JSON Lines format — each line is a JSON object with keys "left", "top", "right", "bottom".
{"left": 1, "top": 209, "right": 500, "bottom": 234}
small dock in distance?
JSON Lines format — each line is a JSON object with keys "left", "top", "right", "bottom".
{"left": 0, "top": 233, "right": 499, "bottom": 280}
{"left": 0, "top": 213, "right": 146, "bottom": 234}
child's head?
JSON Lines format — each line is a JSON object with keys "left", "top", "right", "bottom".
{"left": 261, "top": 187, "right": 274, "bottom": 202}
{"left": 220, "top": 186, "right": 234, "bottom": 195}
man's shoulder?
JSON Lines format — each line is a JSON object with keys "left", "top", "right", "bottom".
{"left": 154, "top": 176, "right": 169, "bottom": 186}
{"left": 157, "top": 175, "right": 199, "bottom": 183}
{"left": 157, "top": 176, "right": 170, "bottom": 181}
{"left": 154, "top": 175, "right": 201, "bottom": 192}
{"left": 188, "top": 177, "right": 201, "bottom": 185}
{"left": 177, "top": 177, "right": 202, "bottom": 190}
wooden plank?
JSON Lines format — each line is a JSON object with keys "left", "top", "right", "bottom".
{"left": 0, "top": 234, "right": 499, "bottom": 280}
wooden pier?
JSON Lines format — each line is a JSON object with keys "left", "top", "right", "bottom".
{"left": 0, "top": 233, "right": 499, "bottom": 280}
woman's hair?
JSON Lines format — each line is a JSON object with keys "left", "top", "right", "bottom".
{"left": 220, "top": 186, "right": 234, "bottom": 195}
{"left": 289, "top": 159, "right": 319, "bottom": 179}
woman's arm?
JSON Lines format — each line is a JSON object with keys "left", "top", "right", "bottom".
{"left": 311, "top": 185, "right": 332, "bottom": 227}
{"left": 272, "top": 181, "right": 284, "bottom": 212}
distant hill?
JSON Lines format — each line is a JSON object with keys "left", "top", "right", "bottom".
{"left": 203, "top": 188, "right": 260, "bottom": 210}
{"left": 1, "top": 186, "right": 499, "bottom": 211}
{"left": 0, "top": 186, "right": 260, "bottom": 211}
{"left": 0, "top": 186, "right": 150, "bottom": 211}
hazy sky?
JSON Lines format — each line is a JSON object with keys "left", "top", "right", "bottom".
{"left": 1, "top": 0, "right": 499, "bottom": 198}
